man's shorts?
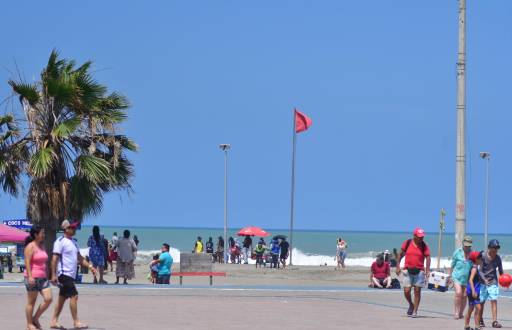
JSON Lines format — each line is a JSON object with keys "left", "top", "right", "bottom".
{"left": 480, "top": 284, "right": 499, "bottom": 301}
{"left": 466, "top": 282, "right": 482, "bottom": 305}
{"left": 157, "top": 274, "right": 170, "bottom": 284}
{"left": 58, "top": 275, "right": 78, "bottom": 298}
{"left": 402, "top": 269, "right": 425, "bottom": 288}
{"left": 24, "top": 277, "right": 50, "bottom": 292}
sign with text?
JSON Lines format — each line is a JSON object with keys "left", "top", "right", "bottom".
{"left": 2, "top": 219, "right": 32, "bottom": 230}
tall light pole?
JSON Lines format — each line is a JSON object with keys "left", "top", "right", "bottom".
{"left": 455, "top": 0, "right": 467, "bottom": 249}
{"left": 219, "top": 144, "right": 230, "bottom": 263}
{"left": 480, "top": 152, "right": 491, "bottom": 246}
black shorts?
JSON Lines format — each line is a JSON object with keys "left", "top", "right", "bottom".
{"left": 156, "top": 274, "right": 170, "bottom": 284}
{"left": 58, "top": 275, "right": 78, "bottom": 298}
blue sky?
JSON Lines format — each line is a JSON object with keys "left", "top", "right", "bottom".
{"left": 1, "top": 1, "right": 511, "bottom": 233}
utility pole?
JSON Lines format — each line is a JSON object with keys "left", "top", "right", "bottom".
{"left": 480, "top": 152, "right": 491, "bottom": 245}
{"left": 437, "top": 208, "right": 446, "bottom": 270}
{"left": 455, "top": 0, "right": 467, "bottom": 249}
{"left": 219, "top": 144, "right": 231, "bottom": 263}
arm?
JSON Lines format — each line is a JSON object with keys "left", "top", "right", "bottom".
{"left": 24, "top": 244, "right": 35, "bottom": 284}
{"left": 78, "top": 252, "right": 95, "bottom": 275}
{"left": 498, "top": 256, "right": 504, "bottom": 276}
{"left": 51, "top": 254, "right": 59, "bottom": 283}
{"left": 425, "top": 255, "right": 431, "bottom": 276}
{"left": 395, "top": 249, "right": 404, "bottom": 275}
{"left": 469, "top": 267, "right": 477, "bottom": 297}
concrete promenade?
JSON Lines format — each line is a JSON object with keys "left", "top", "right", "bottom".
{"left": 1, "top": 283, "right": 511, "bottom": 329}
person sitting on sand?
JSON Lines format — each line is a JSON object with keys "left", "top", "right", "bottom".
{"left": 370, "top": 254, "right": 391, "bottom": 289}
{"left": 254, "top": 242, "right": 265, "bottom": 268}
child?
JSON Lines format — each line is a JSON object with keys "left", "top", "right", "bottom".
{"left": 465, "top": 251, "right": 485, "bottom": 330}
{"left": 479, "top": 239, "right": 504, "bottom": 328}
{"left": 150, "top": 254, "right": 160, "bottom": 284}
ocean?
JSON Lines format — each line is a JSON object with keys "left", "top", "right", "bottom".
{"left": 75, "top": 226, "right": 512, "bottom": 269}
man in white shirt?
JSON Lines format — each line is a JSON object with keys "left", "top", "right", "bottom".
{"left": 50, "top": 220, "right": 95, "bottom": 330}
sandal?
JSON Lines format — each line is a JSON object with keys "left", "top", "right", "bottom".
{"left": 50, "top": 325, "right": 66, "bottom": 330}
{"left": 480, "top": 320, "right": 486, "bottom": 328}
{"left": 32, "top": 320, "right": 42, "bottom": 330}
{"left": 73, "top": 323, "right": 88, "bottom": 329}
{"left": 492, "top": 321, "right": 502, "bottom": 328}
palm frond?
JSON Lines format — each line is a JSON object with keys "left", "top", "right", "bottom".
{"left": 52, "top": 116, "right": 81, "bottom": 139}
{"left": 29, "top": 147, "right": 57, "bottom": 177}
{"left": 76, "top": 155, "right": 110, "bottom": 183}
{"left": 8, "top": 81, "right": 40, "bottom": 105}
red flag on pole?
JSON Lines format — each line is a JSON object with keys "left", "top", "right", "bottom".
{"left": 295, "top": 109, "right": 312, "bottom": 133}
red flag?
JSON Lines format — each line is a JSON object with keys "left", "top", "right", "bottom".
{"left": 295, "top": 109, "right": 312, "bottom": 133}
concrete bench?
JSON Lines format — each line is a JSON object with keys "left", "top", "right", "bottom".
{"left": 176, "top": 253, "right": 226, "bottom": 285}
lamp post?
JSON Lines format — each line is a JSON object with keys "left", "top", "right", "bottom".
{"left": 219, "top": 144, "right": 231, "bottom": 263}
{"left": 480, "top": 152, "right": 491, "bottom": 246}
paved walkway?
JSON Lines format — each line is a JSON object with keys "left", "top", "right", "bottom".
{"left": 1, "top": 283, "right": 511, "bottom": 329}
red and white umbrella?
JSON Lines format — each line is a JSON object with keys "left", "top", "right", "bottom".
{"left": 237, "top": 226, "right": 270, "bottom": 237}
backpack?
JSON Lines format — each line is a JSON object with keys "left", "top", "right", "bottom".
{"left": 390, "top": 278, "right": 401, "bottom": 289}
{"left": 403, "top": 239, "right": 427, "bottom": 256}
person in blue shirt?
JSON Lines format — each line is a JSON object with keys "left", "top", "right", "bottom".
{"left": 151, "top": 243, "right": 173, "bottom": 284}
{"left": 270, "top": 239, "right": 280, "bottom": 268}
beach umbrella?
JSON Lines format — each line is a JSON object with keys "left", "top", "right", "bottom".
{"left": 273, "top": 234, "right": 287, "bottom": 240}
{"left": 237, "top": 226, "right": 270, "bottom": 237}
{"left": 0, "top": 224, "right": 29, "bottom": 243}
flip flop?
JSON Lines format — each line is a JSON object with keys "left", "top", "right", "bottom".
{"left": 73, "top": 323, "right": 88, "bottom": 329}
{"left": 50, "top": 325, "right": 66, "bottom": 330}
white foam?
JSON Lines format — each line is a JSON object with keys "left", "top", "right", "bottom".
{"left": 81, "top": 247, "right": 512, "bottom": 269}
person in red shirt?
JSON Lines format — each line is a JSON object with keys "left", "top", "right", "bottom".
{"left": 370, "top": 254, "right": 391, "bottom": 288}
{"left": 396, "top": 228, "right": 431, "bottom": 318}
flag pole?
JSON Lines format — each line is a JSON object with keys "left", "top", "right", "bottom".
{"left": 289, "top": 109, "right": 297, "bottom": 266}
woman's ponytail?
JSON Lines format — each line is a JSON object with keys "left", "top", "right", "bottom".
{"left": 25, "top": 225, "right": 42, "bottom": 246}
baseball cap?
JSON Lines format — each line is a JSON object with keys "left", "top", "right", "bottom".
{"left": 462, "top": 236, "right": 473, "bottom": 247}
{"left": 469, "top": 251, "right": 482, "bottom": 263}
{"left": 413, "top": 228, "right": 425, "bottom": 238}
{"left": 61, "top": 219, "right": 79, "bottom": 230}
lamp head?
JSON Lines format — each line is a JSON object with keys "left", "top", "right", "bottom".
{"left": 219, "top": 144, "right": 231, "bottom": 151}
{"left": 479, "top": 152, "right": 490, "bottom": 159}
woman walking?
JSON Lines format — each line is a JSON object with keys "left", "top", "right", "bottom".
{"left": 449, "top": 235, "right": 473, "bottom": 319}
{"left": 23, "top": 226, "right": 52, "bottom": 330}
{"left": 115, "top": 230, "right": 137, "bottom": 284}
{"left": 87, "top": 225, "right": 107, "bottom": 284}
{"left": 336, "top": 237, "right": 347, "bottom": 269}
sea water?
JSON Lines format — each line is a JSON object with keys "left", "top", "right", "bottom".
{"left": 75, "top": 227, "right": 512, "bottom": 269}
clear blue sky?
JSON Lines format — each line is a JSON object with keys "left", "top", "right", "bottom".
{"left": 1, "top": 1, "right": 511, "bottom": 233}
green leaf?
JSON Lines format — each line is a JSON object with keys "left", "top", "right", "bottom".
{"left": 29, "top": 147, "right": 56, "bottom": 177}
{"left": 76, "top": 155, "right": 110, "bottom": 183}
{"left": 52, "top": 116, "right": 81, "bottom": 139}
{"left": 8, "top": 81, "right": 40, "bottom": 105}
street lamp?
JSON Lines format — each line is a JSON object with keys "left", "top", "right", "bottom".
{"left": 219, "top": 144, "right": 231, "bottom": 263}
{"left": 479, "top": 152, "right": 491, "bottom": 246}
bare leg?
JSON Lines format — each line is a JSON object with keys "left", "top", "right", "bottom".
{"left": 385, "top": 276, "right": 392, "bottom": 288}
{"left": 460, "top": 286, "right": 467, "bottom": 318}
{"left": 464, "top": 304, "right": 474, "bottom": 328}
{"left": 404, "top": 287, "right": 414, "bottom": 314}
{"left": 50, "top": 295, "right": 66, "bottom": 327}
{"left": 69, "top": 295, "right": 87, "bottom": 328}
{"left": 474, "top": 304, "right": 482, "bottom": 328}
{"left": 99, "top": 266, "right": 104, "bottom": 282}
{"left": 25, "top": 291, "right": 38, "bottom": 330}
{"left": 32, "top": 288, "right": 52, "bottom": 328}
{"left": 413, "top": 287, "right": 422, "bottom": 314}
{"left": 491, "top": 300, "right": 498, "bottom": 323}
{"left": 479, "top": 302, "right": 485, "bottom": 325}
{"left": 454, "top": 283, "right": 463, "bottom": 319}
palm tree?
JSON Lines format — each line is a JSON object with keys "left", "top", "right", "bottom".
{"left": 0, "top": 50, "right": 137, "bottom": 253}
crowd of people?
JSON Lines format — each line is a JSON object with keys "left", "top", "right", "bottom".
{"left": 190, "top": 235, "right": 291, "bottom": 268}
{"left": 366, "top": 228, "right": 506, "bottom": 329}
{"left": 19, "top": 222, "right": 508, "bottom": 330}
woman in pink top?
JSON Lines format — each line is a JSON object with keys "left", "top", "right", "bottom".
{"left": 24, "top": 226, "right": 53, "bottom": 330}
